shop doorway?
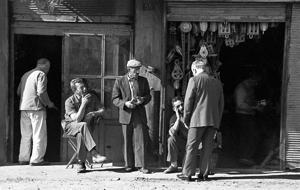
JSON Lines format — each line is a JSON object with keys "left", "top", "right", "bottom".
{"left": 165, "top": 22, "right": 285, "bottom": 169}
{"left": 218, "top": 23, "right": 284, "bottom": 169}
{"left": 13, "top": 34, "right": 62, "bottom": 162}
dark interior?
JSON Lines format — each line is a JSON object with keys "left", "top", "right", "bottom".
{"left": 217, "top": 23, "right": 285, "bottom": 168}
{"left": 166, "top": 22, "right": 285, "bottom": 169}
{"left": 13, "top": 34, "right": 62, "bottom": 162}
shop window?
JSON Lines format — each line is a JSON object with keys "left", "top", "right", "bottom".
{"left": 64, "top": 34, "right": 132, "bottom": 120}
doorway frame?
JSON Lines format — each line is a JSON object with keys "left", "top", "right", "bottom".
{"left": 162, "top": 2, "right": 291, "bottom": 170}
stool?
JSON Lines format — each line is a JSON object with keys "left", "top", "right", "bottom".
{"left": 62, "top": 133, "right": 93, "bottom": 169}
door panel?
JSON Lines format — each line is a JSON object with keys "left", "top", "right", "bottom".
{"left": 62, "top": 33, "right": 132, "bottom": 164}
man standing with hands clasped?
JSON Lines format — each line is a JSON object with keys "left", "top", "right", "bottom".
{"left": 112, "top": 59, "right": 151, "bottom": 174}
{"left": 177, "top": 58, "right": 224, "bottom": 181}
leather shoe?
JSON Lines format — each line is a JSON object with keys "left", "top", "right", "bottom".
{"left": 19, "top": 161, "right": 29, "bottom": 165}
{"left": 139, "top": 168, "right": 151, "bottom": 174}
{"left": 177, "top": 173, "right": 192, "bottom": 181}
{"left": 196, "top": 174, "right": 208, "bottom": 182}
{"left": 164, "top": 166, "right": 178, "bottom": 174}
{"left": 92, "top": 154, "right": 107, "bottom": 163}
{"left": 30, "top": 161, "right": 50, "bottom": 166}
{"left": 77, "top": 162, "right": 86, "bottom": 173}
{"left": 124, "top": 167, "right": 137, "bottom": 172}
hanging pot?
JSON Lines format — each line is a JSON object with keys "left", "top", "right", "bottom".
{"left": 260, "top": 22, "right": 268, "bottom": 34}
{"left": 209, "top": 22, "right": 217, "bottom": 33}
{"left": 179, "top": 22, "right": 192, "bottom": 33}
{"left": 199, "top": 22, "right": 208, "bottom": 36}
{"left": 192, "top": 23, "right": 200, "bottom": 36}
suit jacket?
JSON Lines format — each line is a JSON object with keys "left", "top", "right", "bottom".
{"left": 184, "top": 73, "right": 224, "bottom": 129}
{"left": 112, "top": 75, "right": 151, "bottom": 125}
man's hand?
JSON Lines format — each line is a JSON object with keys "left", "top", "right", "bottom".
{"left": 125, "top": 101, "right": 136, "bottom": 109}
{"left": 135, "top": 96, "right": 144, "bottom": 105}
{"left": 82, "top": 94, "right": 91, "bottom": 106}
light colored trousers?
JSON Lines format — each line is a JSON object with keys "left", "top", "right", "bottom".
{"left": 19, "top": 110, "right": 47, "bottom": 163}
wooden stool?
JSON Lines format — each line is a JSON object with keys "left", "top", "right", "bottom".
{"left": 62, "top": 133, "right": 93, "bottom": 169}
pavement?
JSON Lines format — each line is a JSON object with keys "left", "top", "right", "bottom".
{"left": 0, "top": 163, "right": 300, "bottom": 190}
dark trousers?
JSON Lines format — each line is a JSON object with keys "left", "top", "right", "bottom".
{"left": 122, "top": 120, "right": 147, "bottom": 168}
{"left": 64, "top": 121, "right": 96, "bottom": 162}
{"left": 183, "top": 127, "right": 215, "bottom": 177}
{"left": 235, "top": 114, "right": 259, "bottom": 160}
{"left": 167, "top": 134, "right": 186, "bottom": 164}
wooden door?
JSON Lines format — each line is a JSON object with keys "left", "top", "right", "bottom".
{"left": 61, "top": 33, "right": 132, "bottom": 165}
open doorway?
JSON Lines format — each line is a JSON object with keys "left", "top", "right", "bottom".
{"left": 217, "top": 23, "right": 284, "bottom": 169}
{"left": 13, "top": 34, "right": 62, "bottom": 162}
{"left": 165, "top": 21, "right": 285, "bottom": 169}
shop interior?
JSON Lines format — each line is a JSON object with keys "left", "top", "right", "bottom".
{"left": 13, "top": 34, "right": 62, "bottom": 162}
{"left": 166, "top": 21, "right": 285, "bottom": 169}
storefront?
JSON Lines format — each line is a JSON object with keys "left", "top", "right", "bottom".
{"left": 1, "top": 0, "right": 300, "bottom": 170}
{"left": 162, "top": 0, "right": 300, "bottom": 170}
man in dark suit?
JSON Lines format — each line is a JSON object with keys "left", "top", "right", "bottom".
{"left": 177, "top": 58, "right": 224, "bottom": 181}
{"left": 112, "top": 59, "right": 151, "bottom": 174}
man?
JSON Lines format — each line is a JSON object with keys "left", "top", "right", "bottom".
{"left": 62, "top": 78, "right": 107, "bottom": 173}
{"left": 164, "top": 96, "right": 188, "bottom": 173}
{"left": 112, "top": 59, "right": 151, "bottom": 174}
{"left": 177, "top": 59, "right": 224, "bottom": 181}
{"left": 17, "top": 58, "right": 56, "bottom": 166}
{"left": 234, "top": 74, "right": 262, "bottom": 166}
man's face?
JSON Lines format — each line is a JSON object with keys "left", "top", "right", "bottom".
{"left": 173, "top": 100, "right": 184, "bottom": 113}
{"left": 43, "top": 62, "right": 51, "bottom": 74}
{"left": 128, "top": 67, "right": 140, "bottom": 78}
{"left": 74, "top": 82, "right": 88, "bottom": 96}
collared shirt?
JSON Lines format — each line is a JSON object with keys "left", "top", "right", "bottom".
{"left": 127, "top": 75, "right": 139, "bottom": 99}
{"left": 64, "top": 91, "right": 101, "bottom": 122}
{"left": 18, "top": 69, "right": 51, "bottom": 110}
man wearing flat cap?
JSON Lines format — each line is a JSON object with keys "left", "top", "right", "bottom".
{"left": 112, "top": 59, "right": 152, "bottom": 174}
{"left": 177, "top": 59, "right": 224, "bottom": 181}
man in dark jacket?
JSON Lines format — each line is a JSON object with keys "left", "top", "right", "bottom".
{"left": 177, "top": 59, "right": 224, "bottom": 181}
{"left": 112, "top": 59, "right": 151, "bottom": 174}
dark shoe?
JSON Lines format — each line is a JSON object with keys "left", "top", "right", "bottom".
{"left": 77, "top": 162, "right": 86, "bottom": 173}
{"left": 124, "top": 167, "right": 137, "bottom": 172}
{"left": 139, "top": 168, "right": 151, "bottom": 174}
{"left": 92, "top": 154, "right": 107, "bottom": 163}
{"left": 30, "top": 161, "right": 50, "bottom": 166}
{"left": 19, "top": 161, "right": 29, "bottom": 165}
{"left": 164, "top": 166, "right": 178, "bottom": 174}
{"left": 196, "top": 174, "right": 208, "bottom": 182}
{"left": 177, "top": 173, "right": 192, "bottom": 181}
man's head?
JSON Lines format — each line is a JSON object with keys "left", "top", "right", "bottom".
{"left": 36, "top": 58, "right": 51, "bottom": 74}
{"left": 127, "top": 59, "right": 142, "bottom": 79}
{"left": 70, "top": 78, "right": 89, "bottom": 96}
{"left": 191, "top": 58, "right": 209, "bottom": 76}
{"left": 172, "top": 96, "right": 184, "bottom": 113}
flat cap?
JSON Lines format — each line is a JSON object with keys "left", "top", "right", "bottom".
{"left": 127, "top": 59, "right": 142, "bottom": 68}
{"left": 191, "top": 58, "right": 207, "bottom": 68}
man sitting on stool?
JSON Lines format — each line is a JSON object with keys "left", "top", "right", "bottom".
{"left": 62, "top": 78, "right": 107, "bottom": 173}
{"left": 164, "top": 96, "right": 188, "bottom": 173}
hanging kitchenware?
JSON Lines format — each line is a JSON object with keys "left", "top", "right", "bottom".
{"left": 199, "top": 22, "right": 208, "bottom": 37}
{"left": 192, "top": 23, "right": 200, "bottom": 36}
{"left": 260, "top": 22, "right": 268, "bottom": 34}
{"left": 179, "top": 22, "right": 192, "bottom": 33}
{"left": 206, "top": 32, "right": 217, "bottom": 44}
{"left": 199, "top": 45, "right": 209, "bottom": 58}
{"left": 169, "top": 22, "right": 177, "bottom": 35}
{"left": 209, "top": 22, "right": 218, "bottom": 33}
{"left": 225, "top": 38, "right": 235, "bottom": 48}
{"left": 218, "top": 22, "right": 231, "bottom": 38}
{"left": 247, "top": 23, "right": 260, "bottom": 39}
{"left": 240, "top": 23, "right": 247, "bottom": 34}
{"left": 247, "top": 23, "right": 254, "bottom": 39}
{"left": 235, "top": 33, "right": 246, "bottom": 44}
{"left": 172, "top": 59, "right": 184, "bottom": 89}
